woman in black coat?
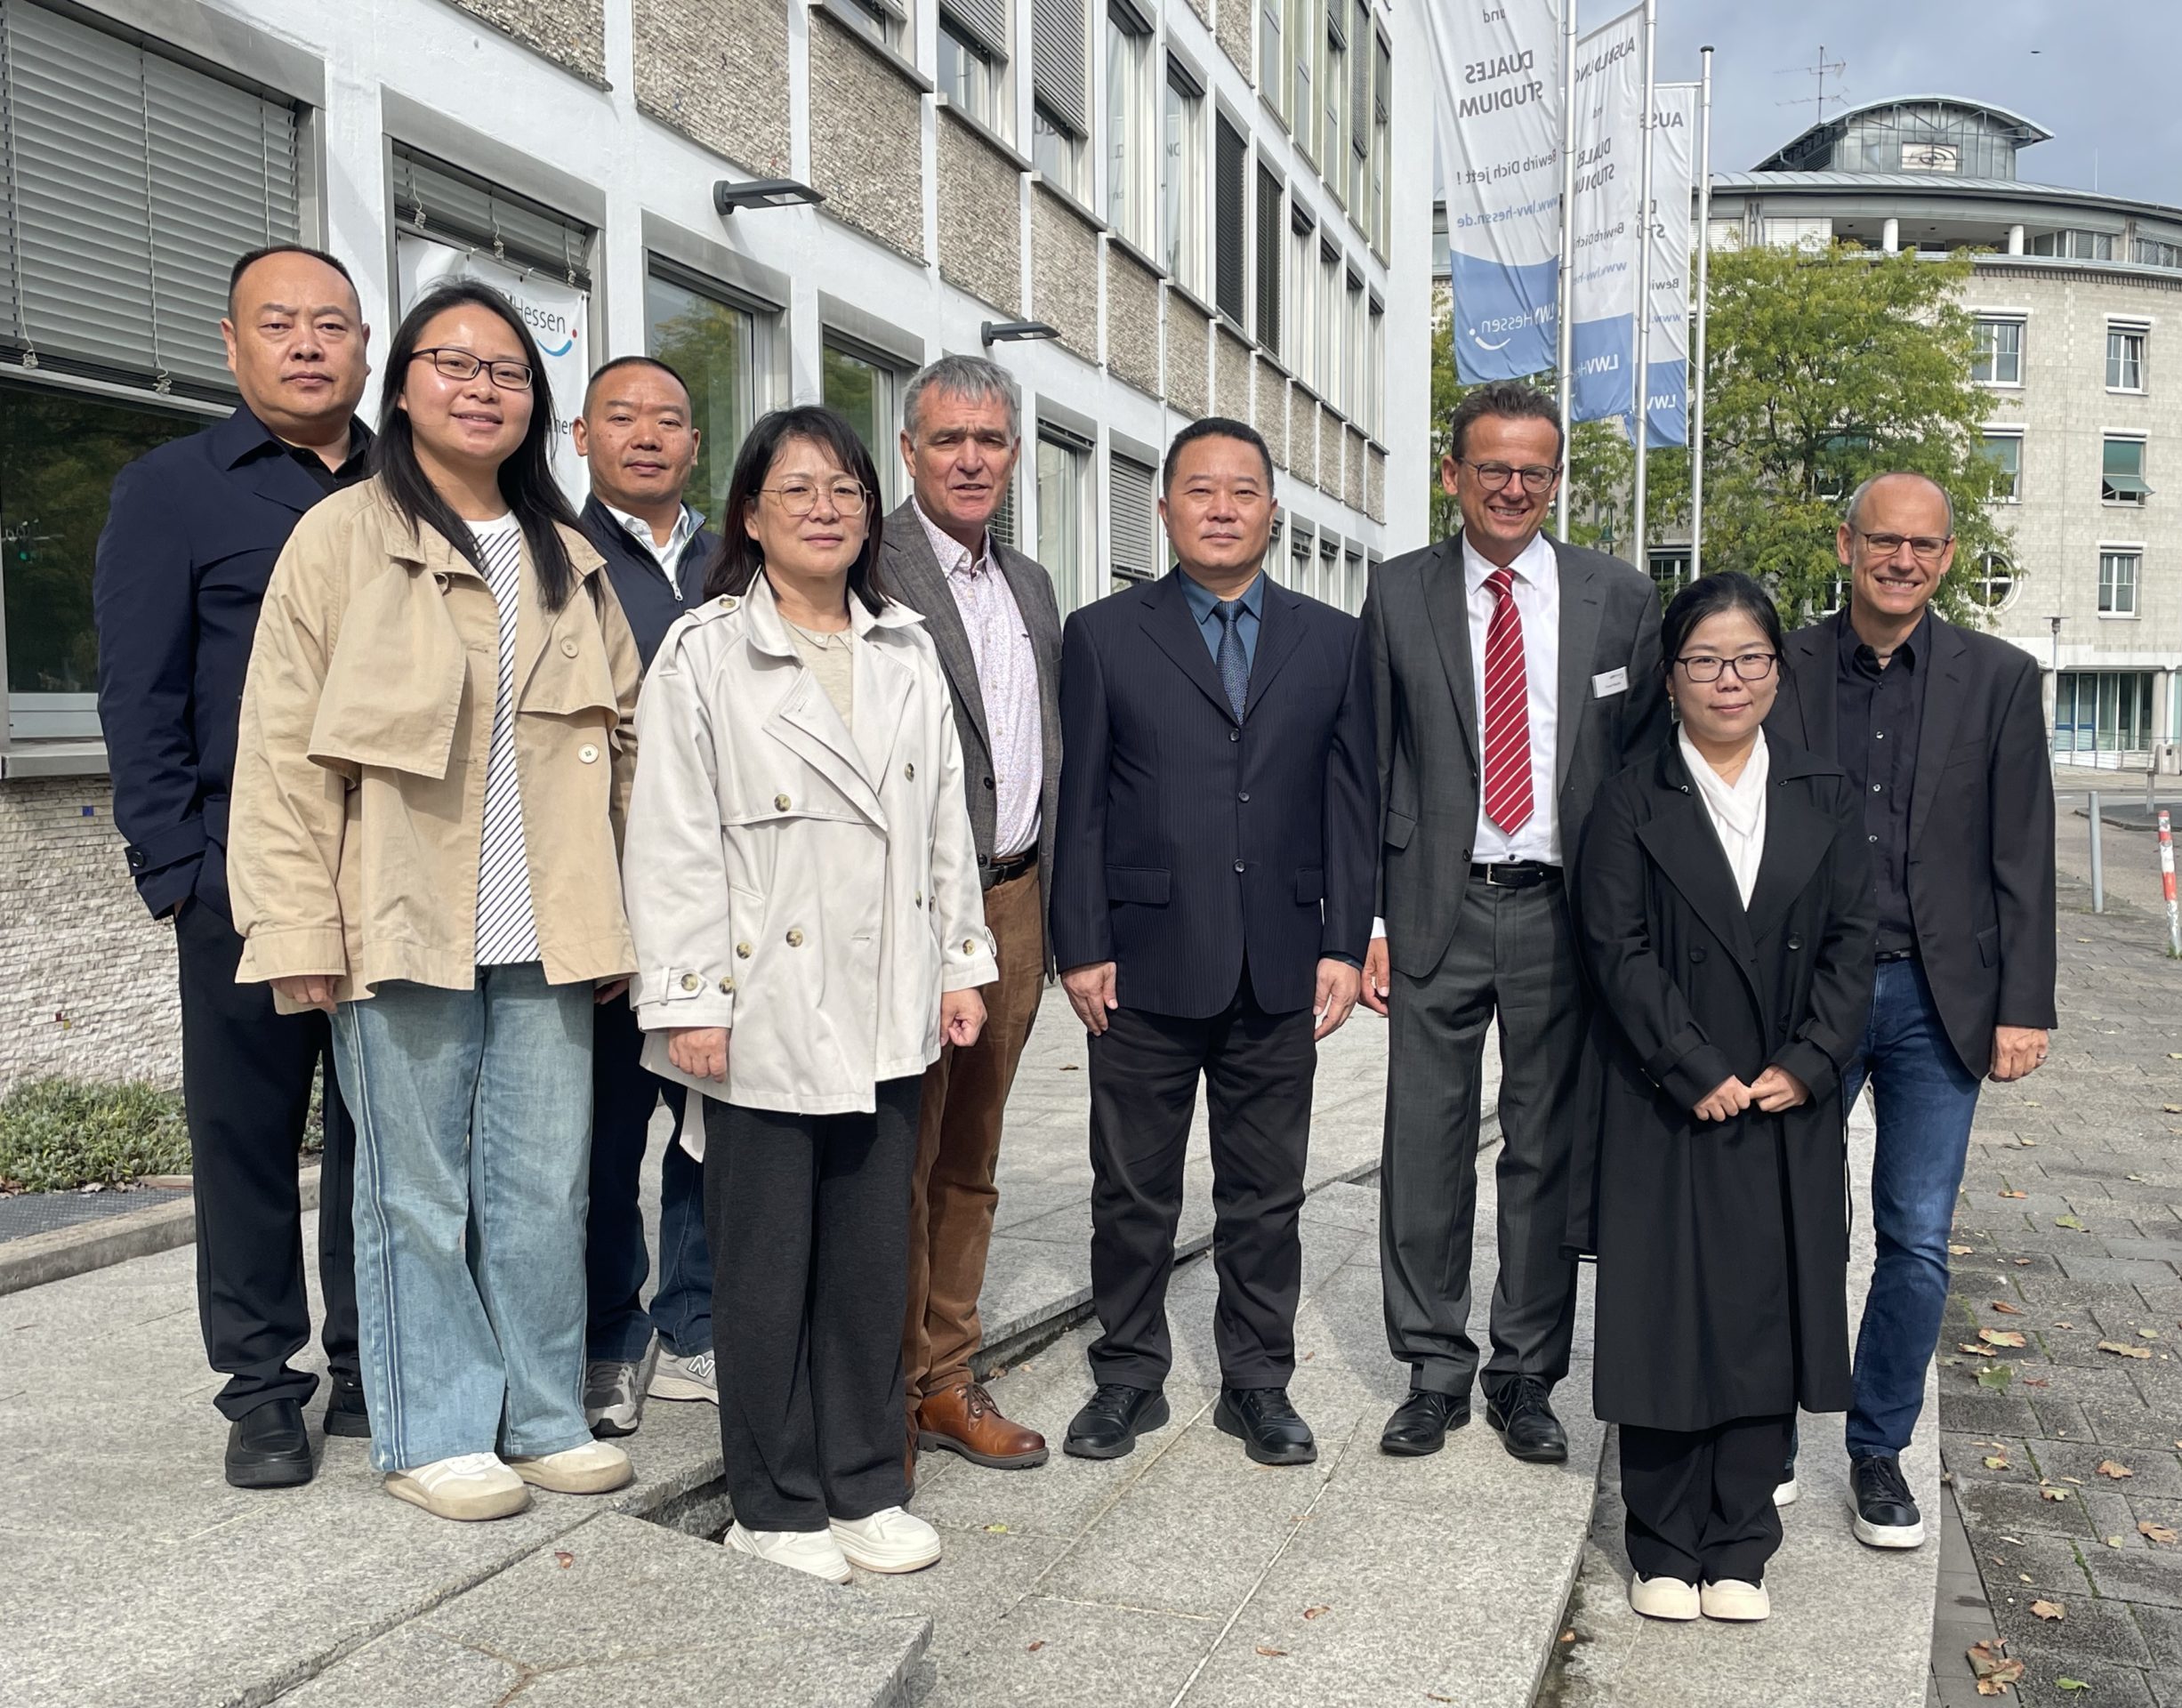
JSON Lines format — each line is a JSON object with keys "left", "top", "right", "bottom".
{"left": 1573, "top": 572, "right": 1875, "bottom": 1625}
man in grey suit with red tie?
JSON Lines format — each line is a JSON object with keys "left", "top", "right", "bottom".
{"left": 1362, "top": 381, "right": 1670, "bottom": 1464}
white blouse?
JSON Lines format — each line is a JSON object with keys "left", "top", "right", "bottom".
{"left": 1680, "top": 728, "right": 1769, "bottom": 909}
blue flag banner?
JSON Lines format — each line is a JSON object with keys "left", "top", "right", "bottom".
{"left": 1567, "top": 5, "right": 1645, "bottom": 423}
{"left": 1639, "top": 82, "right": 1697, "bottom": 447}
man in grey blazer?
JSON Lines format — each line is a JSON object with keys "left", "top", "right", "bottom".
{"left": 880, "top": 355, "right": 1065, "bottom": 1474}
{"left": 1361, "top": 381, "right": 1670, "bottom": 1463}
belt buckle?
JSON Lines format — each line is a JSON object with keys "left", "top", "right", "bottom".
{"left": 1484, "top": 863, "right": 1509, "bottom": 887}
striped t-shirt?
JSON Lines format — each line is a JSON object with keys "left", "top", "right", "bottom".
{"left": 470, "top": 514, "right": 542, "bottom": 966}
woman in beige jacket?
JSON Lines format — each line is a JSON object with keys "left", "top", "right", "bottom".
{"left": 624, "top": 405, "right": 995, "bottom": 1583}
{"left": 231, "top": 281, "right": 642, "bottom": 1522}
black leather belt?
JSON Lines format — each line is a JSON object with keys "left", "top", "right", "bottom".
{"left": 1470, "top": 860, "right": 1559, "bottom": 889}
{"left": 1873, "top": 947, "right": 1918, "bottom": 964}
{"left": 984, "top": 849, "right": 1037, "bottom": 888}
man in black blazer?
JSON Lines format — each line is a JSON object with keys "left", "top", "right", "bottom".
{"left": 93, "top": 246, "right": 372, "bottom": 1486}
{"left": 1362, "top": 381, "right": 1670, "bottom": 1465}
{"left": 1765, "top": 470, "right": 2056, "bottom": 1551}
{"left": 1051, "top": 417, "right": 1374, "bottom": 1468}
{"left": 572, "top": 356, "right": 721, "bottom": 1436}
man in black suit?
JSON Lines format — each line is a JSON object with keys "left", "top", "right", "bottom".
{"left": 1050, "top": 416, "right": 1375, "bottom": 1468}
{"left": 1765, "top": 470, "right": 2056, "bottom": 1551}
{"left": 572, "top": 356, "right": 721, "bottom": 1436}
{"left": 93, "top": 245, "right": 372, "bottom": 1486}
{"left": 1362, "top": 380, "right": 1670, "bottom": 1465}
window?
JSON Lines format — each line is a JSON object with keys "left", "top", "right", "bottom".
{"left": 1647, "top": 547, "right": 1691, "bottom": 599}
{"left": 1349, "top": 0, "right": 1370, "bottom": 213}
{"left": 1343, "top": 546, "right": 1363, "bottom": 614}
{"left": 1979, "top": 431, "right": 2022, "bottom": 503}
{"left": 1287, "top": 0, "right": 1316, "bottom": 157}
{"left": 1318, "top": 242, "right": 1341, "bottom": 402}
{"left": 2055, "top": 671, "right": 2157, "bottom": 756}
{"left": 1255, "top": 165, "right": 1284, "bottom": 352}
{"left": 1344, "top": 270, "right": 1365, "bottom": 418}
{"left": 1034, "top": 102, "right": 1088, "bottom": 199}
{"left": 1162, "top": 61, "right": 1206, "bottom": 291}
{"left": 1971, "top": 318, "right": 2024, "bottom": 385}
{"left": 2102, "top": 436, "right": 2149, "bottom": 504}
{"left": 1322, "top": 7, "right": 1346, "bottom": 202}
{"left": 1106, "top": 4, "right": 1155, "bottom": 251}
{"left": 646, "top": 267, "right": 770, "bottom": 520}
{"left": 1109, "top": 450, "right": 1159, "bottom": 583}
{"left": 822, "top": 339, "right": 906, "bottom": 504}
{"left": 1972, "top": 551, "right": 2016, "bottom": 611}
{"left": 1037, "top": 425, "right": 1094, "bottom": 611}
{"left": 836, "top": 0, "right": 909, "bottom": 52}
{"left": 938, "top": 5, "right": 1008, "bottom": 135}
{"left": 1287, "top": 208, "right": 1316, "bottom": 382}
{"left": 2135, "top": 238, "right": 2182, "bottom": 271}
{"left": 1367, "top": 294, "right": 1385, "bottom": 436}
{"left": 2107, "top": 325, "right": 2147, "bottom": 392}
{"left": 2098, "top": 549, "right": 2140, "bottom": 616}
{"left": 1260, "top": 0, "right": 1283, "bottom": 115}
{"left": 1371, "top": 33, "right": 1391, "bottom": 252}
{"left": 1289, "top": 518, "right": 1315, "bottom": 592}
{"left": 1760, "top": 217, "right": 1832, "bottom": 251}
{"left": 1033, "top": 0, "right": 1090, "bottom": 197}
{"left": 1319, "top": 534, "right": 1340, "bottom": 603}
{"left": 1214, "top": 113, "right": 1249, "bottom": 325}
{"left": 2031, "top": 228, "right": 2116, "bottom": 262}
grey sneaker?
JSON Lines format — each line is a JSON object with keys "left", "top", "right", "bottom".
{"left": 650, "top": 1349, "right": 718, "bottom": 1405}
{"left": 584, "top": 1338, "right": 659, "bottom": 1438}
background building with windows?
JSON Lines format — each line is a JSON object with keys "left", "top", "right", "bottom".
{"left": 0, "top": 0, "right": 1430, "bottom": 1089}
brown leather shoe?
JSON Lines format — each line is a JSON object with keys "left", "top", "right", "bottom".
{"left": 915, "top": 1382, "right": 1050, "bottom": 1470}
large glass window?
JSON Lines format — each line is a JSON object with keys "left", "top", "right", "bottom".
{"left": 1259, "top": 0, "right": 1283, "bottom": 117}
{"left": 836, "top": 0, "right": 910, "bottom": 53}
{"left": 645, "top": 270, "right": 766, "bottom": 521}
{"left": 1971, "top": 318, "right": 2024, "bottom": 385}
{"left": 1317, "top": 243, "right": 1341, "bottom": 403}
{"left": 1106, "top": 6, "right": 1155, "bottom": 252}
{"left": 938, "top": 18, "right": 1004, "bottom": 134}
{"left": 2107, "top": 326, "right": 2147, "bottom": 392}
{"left": 1287, "top": 212, "right": 1316, "bottom": 383}
{"left": 2031, "top": 228, "right": 2117, "bottom": 262}
{"left": 1037, "top": 428, "right": 1093, "bottom": 610}
{"left": 2055, "top": 671, "right": 2156, "bottom": 757}
{"left": 1214, "top": 114, "right": 1249, "bottom": 325}
{"left": 2102, "top": 437, "right": 2148, "bottom": 505}
{"left": 1033, "top": 101, "right": 1088, "bottom": 200}
{"left": 1979, "top": 431, "right": 2022, "bottom": 503}
{"left": 1322, "top": 11, "right": 1345, "bottom": 202}
{"left": 1162, "top": 63, "right": 1206, "bottom": 291}
{"left": 1255, "top": 165, "right": 1284, "bottom": 353}
{"left": 823, "top": 340, "right": 905, "bottom": 504}
{"left": 1372, "top": 32, "right": 1391, "bottom": 252}
{"left": 2098, "top": 549, "right": 2141, "bottom": 616}
{"left": 1287, "top": 0, "right": 1316, "bottom": 157}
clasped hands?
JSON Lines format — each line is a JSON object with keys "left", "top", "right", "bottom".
{"left": 1693, "top": 1065, "right": 1809, "bottom": 1123}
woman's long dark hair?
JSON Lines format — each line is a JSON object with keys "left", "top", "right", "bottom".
{"left": 370, "top": 280, "right": 582, "bottom": 611}
{"left": 702, "top": 405, "right": 890, "bottom": 616}
{"left": 1660, "top": 570, "right": 1787, "bottom": 672}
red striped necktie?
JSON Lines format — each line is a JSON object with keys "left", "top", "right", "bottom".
{"left": 1480, "top": 566, "right": 1534, "bottom": 834}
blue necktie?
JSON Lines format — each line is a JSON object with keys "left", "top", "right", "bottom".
{"left": 1214, "top": 600, "right": 1248, "bottom": 721}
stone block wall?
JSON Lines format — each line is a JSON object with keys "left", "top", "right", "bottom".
{"left": 1032, "top": 187, "right": 1102, "bottom": 363}
{"left": 633, "top": 0, "right": 790, "bottom": 174}
{"left": 938, "top": 113, "right": 1022, "bottom": 313}
{"left": 437, "top": 0, "right": 606, "bottom": 84}
{"left": 1215, "top": 326, "right": 1252, "bottom": 419}
{"left": 1318, "top": 404, "right": 1341, "bottom": 494}
{"left": 808, "top": 13, "right": 927, "bottom": 262}
{"left": 1346, "top": 425, "right": 1367, "bottom": 509}
{"left": 1256, "top": 362, "right": 1286, "bottom": 467}
{"left": 1367, "top": 444, "right": 1386, "bottom": 522}
{"left": 1216, "top": 0, "right": 1252, "bottom": 80}
{"left": 1292, "top": 394, "right": 1316, "bottom": 487}
{"left": 1106, "top": 246, "right": 1162, "bottom": 399}
{"left": 0, "top": 778, "right": 180, "bottom": 1093}
{"left": 1167, "top": 295, "right": 1212, "bottom": 418}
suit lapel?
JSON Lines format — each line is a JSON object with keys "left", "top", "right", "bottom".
{"left": 1637, "top": 745, "right": 1762, "bottom": 1003}
{"left": 1551, "top": 541, "right": 1604, "bottom": 799}
{"left": 1784, "top": 619, "right": 1839, "bottom": 758}
{"left": 883, "top": 511, "right": 993, "bottom": 759}
{"left": 1908, "top": 616, "right": 1968, "bottom": 853}
{"left": 1420, "top": 539, "right": 1478, "bottom": 764}
{"left": 1140, "top": 570, "right": 1241, "bottom": 725}
{"left": 996, "top": 542, "right": 1061, "bottom": 729}
{"left": 1242, "top": 578, "right": 1308, "bottom": 718}
{"left": 1743, "top": 752, "right": 1837, "bottom": 944}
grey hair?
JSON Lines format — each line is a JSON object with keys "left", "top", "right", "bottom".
{"left": 902, "top": 353, "right": 1021, "bottom": 441}
{"left": 1843, "top": 471, "right": 1953, "bottom": 536}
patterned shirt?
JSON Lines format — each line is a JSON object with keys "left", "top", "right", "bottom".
{"left": 471, "top": 514, "right": 543, "bottom": 966}
{"left": 914, "top": 499, "right": 1043, "bottom": 860}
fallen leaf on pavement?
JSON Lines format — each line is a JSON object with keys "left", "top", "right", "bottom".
{"left": 2056, "top": 1321, "right": 2076, "bottom": 1329}
{"left": 1981, "top": 1329, "right": 2029, "bottom": 1348}
{"left": 2019, "top": 1137, "right": 2040, "bottom": 1148}
{"left": 1303, "top": 1606, "right": 1331, "bottom": 1621}
{"left": 985, "top": 1523, "right": 1010, "bottom": 1533}
{"left": 1960, "top": 1341, "right": 1997, "bottom": 1357}
{"left": 2106, "top": 1535, "right": 2127, "bottom": 1548}
{"left": 1558, "top": 1629, "right": 1575, "bottom": 1643}
{"left": 2024, "top": 1376, "right": 2049, "bottom": 1387}
{"left": 1985, "top": 1455, "right": 2011, "bottom": 1470}
{"left": 1950, "top": 1243, "right": 1975, "bottom": 1255}
{"left": 2031, "top": 1599, "right": 2066, "bottom": 1621}
{"left": 2062, "top": 1477, "right": 2084, "bottom": 1485}
{"left": 1027, "top": 1641, "right": 1046, "bottom": 1653}
{"left": 2015, "top": 1258, "right": 2033, "bottom": 1266}
{"left": 2143, "top": 1522, "right": 2180, "bottom": 1544}
{"left": 1968, "top": 1640, "right": 2024, "bottom": 1695}
{"left": 2166, "top": 1105, "right": 2182, "bottom": 1115}
{"left": 2057, "top": 1680, "right": 2090, "bottom": 1693}
{"left": 1992, "top": 1301, "right": 2025, "bottom": 1315}
{"left": 554, "top": 1551, "right": 575, "bottom": 1569}
{"left": 2143, "top": 1328, "right": 2163, "bottom": 1340}
{"left": 1978, "top": 1363, "right": 2016, "bottom": 1390}
{"left": 2099, "top": 1341, "right": 2154, "bottom": 1359}
{"left": 2001, "top": 1189, "right": 2028, "bottom": 1198}
{"left": 2056, "top": 1214, "right": 2088, "bottom": 1230}
{"left": 2039, "top": 1486, "right": 2070, "bottom": 1501}
{"left": 1254, "top": 1647, "right": 1287, "bottom": 1658}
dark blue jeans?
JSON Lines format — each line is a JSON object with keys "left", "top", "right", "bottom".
{"left": 585, "top": 993, "right": 712, "bottom": 1363}
{"left": 1843, "top": 959, "right": 1984, "bottom": 1462}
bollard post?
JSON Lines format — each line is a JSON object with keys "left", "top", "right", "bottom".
{"left": 2161, "top": 810, "right": 2180, "bottom": 958}
{"left": 2089, "top": 791, "right": 2104, "bottom": 914}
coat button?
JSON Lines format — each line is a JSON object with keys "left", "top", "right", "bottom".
{"left": 680, "top": 972, "right": 700, "bottom": 992}
{"left": 560, "top": 636, "right": 579, "bottom": 657}
{"left": 786, "top": 929, "right": 805, "bottom": 947}
{"left": 982, "top": 776, "right": 995, "bottom": 790}
{"left": 736, "top": 942, "right": 753, "bottom": 958}
{"left": 1787, "top": 935, "right": 1805, "bottom": 951}
{"left": 1688, "top": 947, "right": 1705, "bottom": 962}
{"left": 1233, "top": 859, "right": 1245, "bottom": 874}
{"left": 775, "top": 793, "right": 791, "bottom": 810}
{"left": 904, "top": 762, "right": 915, "bottom": 780}
{"left": 578, "top": 744, "right": 600, "bottom": 764}
{"left": 719, "top": 594, "right": 737, "bottom": 609}
{"left": 914, "top": 891, "right": 924, "bottom": 907}
{"left": 719, "top": 976, "right": 735, "bottom": 994}
{"left": 962, "top": 939, "right": 977, "bottom": 953}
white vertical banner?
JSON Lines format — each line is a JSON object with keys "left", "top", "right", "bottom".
{"left": 395, "top": 234, "right": 591, "bottom": 505}
{"left": 1640, "top": 82, "right": 1697, "bottom": 447}
{"left": 1567, "top": 4, "right": 1645, "bottom": 423}
{"left": 1428, "top": 0, "right": 1566, "bottom": 383}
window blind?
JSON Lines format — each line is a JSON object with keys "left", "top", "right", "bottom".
{"left": 1033, "top": 0, "right": 1089, "bottom": 136}
{"left": 1110, "top": 453, "right": 1158, "bottom": 580}
{"left": 391, "top": 147, "right": 593, "bottom": 290}
{"left": 944, "top": 0, "right": 1009, "bottom": 63}
{"left": 1214, "top": 114, "right": 1247, "bottom": 324}
{"left": 0, "top": 0, "right": 300, "bottom": 395}
{"left": 1254, "top": 166, "right": 1282, "bottom": 350}
{"left": 1349, "top": 0, "right": 1370, "bottom": 157}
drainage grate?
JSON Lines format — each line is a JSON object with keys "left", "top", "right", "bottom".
{"left": 0, "top": 1187, "right": 190, "bottom": 1245}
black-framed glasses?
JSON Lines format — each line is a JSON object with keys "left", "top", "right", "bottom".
{"left": 759, "top": 477, "right": 871, "bottom": 518}
{"left": 1676, "top": 652, "right": 1779, "bottom": 683}
{"left": 1854, "top": 528, "right": 1952, "bottom": 561}
{"left": 410, "top": 347, "right": 535, "bottom": 391}
{"left": 1457, "top": 458, "right": 1562, "bottom": 494}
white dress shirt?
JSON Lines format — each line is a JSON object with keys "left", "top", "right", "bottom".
{"left": 605, "top": 501, "right": 705, "bottom": 583}
{"left": 1682, "top": 729, "right": 1770, "bottom": 908}
{"left": 1464, "top": 528, "right": 1562, "bottom": 866}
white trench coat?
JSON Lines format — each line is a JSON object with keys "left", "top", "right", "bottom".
{"left": 624, "top": 572, "right": 999, "bottom": 1123}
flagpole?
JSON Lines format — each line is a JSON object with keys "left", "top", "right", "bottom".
{"left": 1688, "top": 44, "right": 1713, "bottom": 584}
{"left": 1630, "top": 0, "right": 1657, "bottom": 569}
{"left": 1553, "top": 0, "right": 1579, "bottom": 540}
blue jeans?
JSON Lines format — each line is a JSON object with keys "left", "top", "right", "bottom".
{"left": 332, "top": 964, "right": 596, "bottom": 1473}
{"left": 586, "top": 992, "right": 710, "bottom": 1362}
{"left": 1843, "top": 959, "right": 1984, "bottom": 1462}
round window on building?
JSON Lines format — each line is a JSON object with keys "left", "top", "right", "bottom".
{"left": 1973, "top": 551, "right": 2017, "bottom": 612}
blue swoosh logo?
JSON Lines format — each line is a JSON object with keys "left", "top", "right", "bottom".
{"left": 538, "top": 334, "right": 575, "bottom": 358}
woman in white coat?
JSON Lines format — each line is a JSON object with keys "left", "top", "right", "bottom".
{"left": 623, "top": 405, "right": 995, "bottom": 1584}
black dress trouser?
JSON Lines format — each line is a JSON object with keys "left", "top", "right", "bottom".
{"left": 173, "top": 899, "right": 358, "bottom": 1418}
{"left": 1085, "top": 976, "right": 1315, "bottom": 1392}
{"left": 1619, "top": 1413, "right": 1794, "bottom": 1585}
{"left": 703, "top": 1077, "right": 922, "bottom": 1532}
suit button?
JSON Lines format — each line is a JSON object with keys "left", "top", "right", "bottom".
{"left": 904, "top": 762, "right": 915, "bottom": 780}
{"left": 1237, "top": 792, "right": 1251, "bottom": 802}
{"left": 560, "top": 636, "right": 579, "bottom": 657}
{"left": 736, "top": 942, "right": 753, "bottom": 959}
{"left": 775, "top": 793, "right": 791, "bottom": 810}
{"left": 1233, "top": 859, "right": 1246, "bottom": 874}
{"left": 578, "top": 744, "right": 600, "bottom": 764}
{"left": 1689, "top": 947, "right": 1705, "bottom": 962}
{"left": 1228, "top": 730, "right": 1239, "bottom": 743}
{"left": 719, "top": 976, "right": 735, "bottom": 994}
{"left": 982, "top": 776, "right": 995, "bottom": 790}
{"left": 680, "top": 972, "right": 700, "bottom": 992}
{"left": 914, "top": 890, "right": 924, "bottom": 907}
{"left": 785, "top": 929, "right": 805, "bottom": 947}
{"left": 1787, "top": 935, "right": 1804, "bottom": 951}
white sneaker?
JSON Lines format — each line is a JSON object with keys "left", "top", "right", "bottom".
{"left": 1773, "top": 1475, "right": 1800, "bottom": 1507}
{"left": 506, "top": 1438, "right": 633, "bottom": 1494}
{"left": 650, "top": 1349, "right": 718, "bottom": 1405}
{"left": 727, "top": 1520, "right": 853, "bottom": 1584}
{"left": 830, "top": 1506, "right": 943, "bottom": 1574}
{"left": 1628, "top": 1574, "right": 1700, "bottom": 1621}
{"left": 384, "top": 1452, "right": 530, "bottom": 1521}
{"left": 1700, "top": 1578, "right": 1770, "bottom": 1622}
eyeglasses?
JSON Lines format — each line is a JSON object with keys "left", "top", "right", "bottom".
{"left": 410, "top": 347, "right": 535, "bottom": 391}
{"left": 1855, "top": 529, "right": 1952, "bottom": 561}
{"left": 1457, "top": 459, "right": 1562, "bottom": 494}
{"left": 760, "top": 478, "right": 871, "bottom": 518}
{"left": 1676, "top": 652, "right": 1779, "bottom": 684}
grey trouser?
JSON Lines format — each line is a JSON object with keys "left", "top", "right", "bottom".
{"left": 1379, "top": 874, "right": 1587, "bottom": 1398}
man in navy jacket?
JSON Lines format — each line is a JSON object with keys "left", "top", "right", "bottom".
{"left": 1050, "top": 417, "right": 1374, "bottom": 1468}
{"left": 93, "top": 246, "right": 372, "bottom": 1487}
{"left": 570, "top": 356, "right": 721, "bottom": 1436}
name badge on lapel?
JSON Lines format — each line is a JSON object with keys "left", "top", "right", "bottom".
{"left": 1591, "top": 667, "right": 1630, "bottom": 698}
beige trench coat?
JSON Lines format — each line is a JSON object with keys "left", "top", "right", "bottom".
{"left": 624, "top": 573, "right": 999, "bottom": 1117}
{"left": 229, "top": 479, "right": 643, "bottom": 1008}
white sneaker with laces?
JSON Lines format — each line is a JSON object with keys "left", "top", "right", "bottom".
{"left": 1700, "top": 1578, "right": 1771, "bottom": 1622}
{"left": 383, "top": 1452, "right": 530, "bottom": 1521}
{"left": 830, "top": 1506, "right": 943, "bottom": 1573}
{"left": 1628, "top": 1574, "right": 1700, "bottom": 1621}
{"left": 506, "top": 1438, "right": 633, "bottom": 1494}
{"left": 650, "top": 1349, "right": 718, "bottom": 1405}
{"left": 727, "top": 1521, "right": 853, "bottom": 1583}
{"left": 1773, "top": 1475, "right": 1800, "bottom": 1507}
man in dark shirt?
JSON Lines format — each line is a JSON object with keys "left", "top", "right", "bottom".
{"left": 1766, "top": 471, "right": 2057, "bottom": 1553}
{"left": 93, "top": 246, "right": 374, "bottom": 1487}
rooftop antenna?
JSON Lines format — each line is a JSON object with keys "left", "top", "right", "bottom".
{"left": 1775, "top": 45, "right": 1849, "bottom": 121}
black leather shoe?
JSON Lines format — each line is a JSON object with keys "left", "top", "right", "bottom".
{"left": 1484, "top": 1376, "right": 1568, "bottom": 1464}
{"left": 225, "top": 1398, "right": 316, "bottom": 1488}
{"left": 1063, "top": 1382, "right": 1170, "bottom": 1460}
{"left": 1380, "top": 1389, "right": 1471, "bottom": 1457}
{"left": 1849, "top": 1454, "right": 1925, "bottom": 1549}
{"left": 322, "top": 1375, "right": 371, "bottom": 1439}
{"left": 1214, "top": 1387, "right": 1317, "bottom": 1466}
